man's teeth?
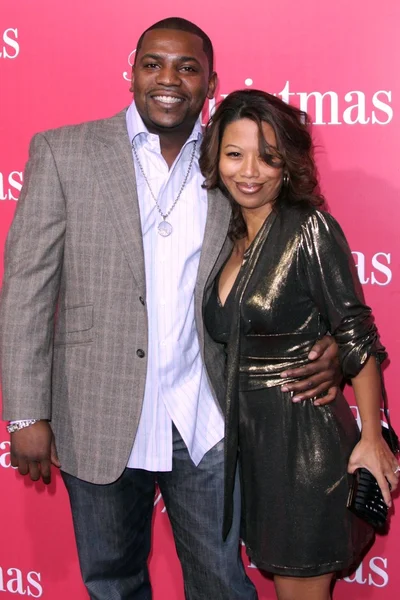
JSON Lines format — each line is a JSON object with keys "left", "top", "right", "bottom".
{"left": 153, "top": 96, "right": 183, "bottom": 104}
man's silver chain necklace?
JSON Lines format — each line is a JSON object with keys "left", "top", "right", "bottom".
{"left": 131, "top": 140, "right": 197, "bottom": 237}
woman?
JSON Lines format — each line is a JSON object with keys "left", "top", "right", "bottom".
{"left": 200, "top": 89, "right": 398, "bottom": 600}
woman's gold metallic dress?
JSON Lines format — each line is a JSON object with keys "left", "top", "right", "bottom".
{"left": 204, "top": 204, "right": 384, "bottom": 576}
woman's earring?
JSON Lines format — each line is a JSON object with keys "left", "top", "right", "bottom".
{"left": 283, "top": 173, "right": 289, "bottom": 186}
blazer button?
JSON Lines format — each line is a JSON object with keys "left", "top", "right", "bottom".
{"left": 136, "top": 349, "right": 145, "bottom": 358}
{"left": 139, "top": 296, "right": 145, "bottom": 306}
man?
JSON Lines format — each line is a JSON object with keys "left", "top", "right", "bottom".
{"left": 0, "top": 17, "right": 339, "bottom": 600}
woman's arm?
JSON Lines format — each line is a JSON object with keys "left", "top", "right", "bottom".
{"left": 348, "top": 356, "right": 399, "bottom": 505}
{"left": 297, "top": 210, "right": 398, "bottom": 504}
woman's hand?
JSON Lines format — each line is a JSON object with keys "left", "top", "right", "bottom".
{"left": 348, "top": 435, "right": 400, "bottom": 507}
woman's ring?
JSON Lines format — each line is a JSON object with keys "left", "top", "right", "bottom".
{"left": 394, "top": 466, "right": 400, "bottom": 474}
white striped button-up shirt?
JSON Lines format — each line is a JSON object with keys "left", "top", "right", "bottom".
{"left": 126, "top": 102, "right": 224, "bottom": 471}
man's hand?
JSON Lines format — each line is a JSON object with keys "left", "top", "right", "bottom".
{"left": 280, "top": 336, "right": 341, "bottom": 405}
{"left": 10, "top": 421, "right": 61, "bottom": 484}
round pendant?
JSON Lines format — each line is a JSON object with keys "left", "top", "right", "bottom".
{"left": 158, "top": 221, "right": 173, "bottom": 237}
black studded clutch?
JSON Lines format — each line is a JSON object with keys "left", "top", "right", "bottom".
{"left": 347, "top": 424, "right": 399, "bottom": 529}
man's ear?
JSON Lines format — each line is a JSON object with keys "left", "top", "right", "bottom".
{"left": 207, "top": 72, "right": 218, "bottom": 100}
{"left": 129, "top": 67, "right": 134, "bottom": 93}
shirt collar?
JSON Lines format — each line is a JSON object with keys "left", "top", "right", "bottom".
{"left": 126, "top": 101, "right": 203, "bottom": 150}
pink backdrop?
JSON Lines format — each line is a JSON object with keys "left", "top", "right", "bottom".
{"left": 1, "top": 0, "right": 399, "bottom": 597}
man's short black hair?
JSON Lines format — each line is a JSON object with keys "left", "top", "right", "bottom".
{"left": 135, "top": 17, "right": 214, "bottom": 73}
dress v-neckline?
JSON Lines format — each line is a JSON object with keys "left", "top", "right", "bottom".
{"left": 217, "top": 211, "right": 275, "bottom": 308}
{"left": 217, "top": 265, "right": 242, "bottom": 308}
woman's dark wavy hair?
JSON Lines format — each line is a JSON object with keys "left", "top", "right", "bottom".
{"left": 200, "top": 89, "right": 325, "bottom": 240}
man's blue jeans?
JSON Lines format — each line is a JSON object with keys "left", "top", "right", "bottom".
{"left": 61, "top": 426, "right": 257, "bottom": 600}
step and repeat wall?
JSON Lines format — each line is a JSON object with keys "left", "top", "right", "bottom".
{"left": 1, "top": 0, "right": 399, "bottom": 598}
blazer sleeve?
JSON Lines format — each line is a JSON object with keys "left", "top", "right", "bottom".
{"left": 297, "top": 210, "right": 386, "bottom": 379}
{"left": 0, "top": 132, "right": 66, "bottom": 420}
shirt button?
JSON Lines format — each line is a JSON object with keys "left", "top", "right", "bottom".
{"left": 136, "top": 349, "right": 145, "bottom": 358}
{"left": 139, "top": 296, "right": 145, "bottom": 306}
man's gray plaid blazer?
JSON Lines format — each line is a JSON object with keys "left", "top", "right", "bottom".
{"left": 0, "top": 109, "right": 232, "bottom": 484}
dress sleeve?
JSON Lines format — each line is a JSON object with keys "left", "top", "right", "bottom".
{"left": 297, "top": 210, "right": 387, "bottom": 378}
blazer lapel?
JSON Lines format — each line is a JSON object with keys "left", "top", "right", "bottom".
{"left": 88, "top": 114, "right": 232, "bottom": 297}
{"left": 196, "top": 188, "right": 232, "bottom": 300}
{"left": 88, "top": 110, "right": 146, "bottom": 292}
